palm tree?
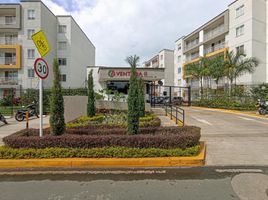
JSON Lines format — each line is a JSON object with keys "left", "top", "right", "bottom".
{"left": 125, "top": 55, "right": 140, "bottom": 68}
{"left": 208, "top": 55, "right": 225, "bottom": 90}
{"left": 224, "top": 51, "right": 259, "bottom": 94}
{"left": 184, "top": 61, "right": 208, "bottom": 99}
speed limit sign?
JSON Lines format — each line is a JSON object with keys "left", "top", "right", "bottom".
{"left": 34, "top": 58, "right": 49, "bottom": 79}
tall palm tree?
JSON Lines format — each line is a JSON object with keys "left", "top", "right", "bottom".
{"left": 208, "top": 55, "right": 225, "bottom": 89}
{"left": 125, "top": 55, "right": 140, "bottom": 68}
{"left": 224, "top": 51, "right": 259, "bottom": 94}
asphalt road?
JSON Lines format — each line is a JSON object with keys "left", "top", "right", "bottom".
{"left": 184, "top": 107, "right": 268, "bottom": 166}
{"left": 0, "top": 167, "right": 268, "bottom": 200}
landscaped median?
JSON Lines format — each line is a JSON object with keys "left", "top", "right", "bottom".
{"left": 0, "top": 116, "right": 205, "bottom": 168}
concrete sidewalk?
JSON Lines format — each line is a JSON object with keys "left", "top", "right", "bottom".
{"left": 0, "top": 116, "right": 49, "bottom": 146}
{"left": 151, "top": 108, "right": 177, "bottom": 127}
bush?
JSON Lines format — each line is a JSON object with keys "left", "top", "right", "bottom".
{"left": 3, "top": 126, "right": 201, "bottom": 149}
{"left": 66, "top": 115, "right": 105, "bottom": 128}
{"left": 0, "top": 145, "right": 200, "bottom": 159}
{"left": 87, "top": 70, "right": 96, "bottom": 117}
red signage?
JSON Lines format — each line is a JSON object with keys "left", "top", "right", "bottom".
{"left": 108, "top": 70, "right": 148, "bottom": 78}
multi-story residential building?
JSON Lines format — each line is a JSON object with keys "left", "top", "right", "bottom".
{"left": 0, "top": 0, "right": 95, "bottom": 98}
{"left": 175, "top": 0, "right": 268, "bottom": 94}
{"left": 143, "top": 49, "right": 174, "bottom": 96}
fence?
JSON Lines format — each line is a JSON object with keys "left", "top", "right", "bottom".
{"left": 165, "top": 104, "right": 185, "bottom": 127}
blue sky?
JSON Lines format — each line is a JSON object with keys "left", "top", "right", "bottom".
{"left": 0, "top": 0, "right": 234, "bottom": 66}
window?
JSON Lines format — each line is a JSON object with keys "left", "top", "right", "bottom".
{"left": 178, "top": 56, "right": 181, "bottom": 63}
{"left": 58, "top": 58, "right": 67, "bottom": 66}
{"left": 236, "top": 5, "right": 244, "bottom": 18}
{"left": 5, "top": 16, "right": 15, "bottom": 25}
{"left": 27, "top": 9, "right": 35, "bottom": 20}
{"left": 178, "top": 79, "right": 182, "bottom": 86}
{"left": 60, "top": 74, "right": 66, "bottom": 82}
{"left": 178, "top": 44, "right": 181, "bottom": 51}
{"left": 27, "top": 29, "right": 35, "bottom": 39}
{"left": 27, "top": 49, "right": 35, "bottom": 59}
{"left": 178, "top": 67, "right": 182, "bottom": 74}
{"left": 236, "top": 25, "right": 244, "bottom": 37}
{"left": 28, "top": 69, "right": 35, "bottom": 78}
{"left": 58, "top": 25, "right": 67, "bottom": 33}
{"left": 58, "top": 41, "right": 67, "bottom": 50}
{"left": 236, "top": 45, "right": 245, "bottom": 54}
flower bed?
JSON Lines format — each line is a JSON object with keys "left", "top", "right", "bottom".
{"left": 3, "top": 126, "right": 201, "bottom": 150}
{"left": 0, "top": 145, "right": 200, "bottom": 159}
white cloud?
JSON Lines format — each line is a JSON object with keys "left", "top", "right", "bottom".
{"left": 43, "top": 0, "right": 233, "bottom": 66}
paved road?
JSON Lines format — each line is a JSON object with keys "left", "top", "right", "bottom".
{"left": 184, "top": 107, "right": 268, "bottom": 166}
{"left": 1, "top": 167, "right": 268, "bottom": 200}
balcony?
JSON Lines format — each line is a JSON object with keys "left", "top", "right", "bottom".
{"left": 185, "top": 53, "right": 199, "bottom": 62}
{"left": 0, "top": 37, "right": 18, "bottom": 45}
{"left": 0, "top": 5, "right": 21, "bottom": 29}
{"left": 0, "top": 16, "right": 16, "bottom": 26}
{"left": 0, "top": 77, "right": 19, "bottom": 86}
{"left": 204, "top": 42, "right": 226, "bottom": 55}
{"left": 184, "top": 40, "right": 200, "bottom": 52}
{"left": 0, "top": 45, "right": 21, "bottom": 69}
{"left": 204, "top": 24, "right": 226, "bottom": 42}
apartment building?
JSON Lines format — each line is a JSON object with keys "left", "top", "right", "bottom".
{"left": 0, "top": 0, "right": 95, "bottom": 98}
{"left": 174, "top": 0, "right": 268, "bottom": 91}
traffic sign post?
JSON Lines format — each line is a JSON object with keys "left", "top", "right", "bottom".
{"left": 34, "top": 58, "right": 49, "bottom": 137}
{"left": 31, "top": 30, "right": 51, "bottom": 57}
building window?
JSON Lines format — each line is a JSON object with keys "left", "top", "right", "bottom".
{"left": 236, "top": 45, "right": 245, "bottom": 54}
{"left": 236, "top": 25, "right": 244, "bottom": 37}
{"left": 60, "top": 74, "right": 67, "bottom": 82}
{"left": 27, "top": 29, "right": 35, "bottom": 40}
{"left": 178, "top": 56, "right": 181, "bottom": 63}
{"left": 58, "top": 58, "right": 67, "bottom": 66}
{"left": 27, "top": 49, "right": 35, "bottom": 59}
{"left": 27, "top": 9, "right": 35, "bottom": 20}
{"left": 178, "top": 67, "right": 182, "bottom": 74}
{"left": 28, "top": 68, "right": 35, "bottom": 78}
{"left": 236, "top": 5, "right": 244, "bottom": 18}
{"left": 58, "top": 41, "right": 67, "bottom": 50}
{"left": 178, "top": 79, "right": 182, "bottom": 86}
{"left": 58, "top": 25, "right": 67, "bottom": 33}
{"left": 5, "top": 16, "right": 15, "bottom": 25}
{"left": 178, "top": 44, "right": 181, "bottom": 51}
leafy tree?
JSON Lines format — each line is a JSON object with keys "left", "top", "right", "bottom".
{"left": 50, "top": 59, "right": 65, "bottom": 136}
{"left": 251, "top": 83, "right": 268, "bottom": 100}
{"left": 224, "top": 51, "right": 259, "bottom": 94}
{"left": 138, "top": 78, "right": 145, "bottom": 117}
{"left": 126, "top": 55, "right": 140, "bottom": 135}
{"left": 208, "top": 55, "right": 225, "bottom": 89}
{"left": 87, "top": 70, "right": 96, "bottom": 117}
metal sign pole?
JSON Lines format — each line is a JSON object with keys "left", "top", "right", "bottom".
{"left": 39, "top": 78, "right": 43, "bottom": 137}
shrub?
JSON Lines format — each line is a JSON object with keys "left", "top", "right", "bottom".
{"left": 66, "top": 115, "right": 105, "bottom": 128}
{"left": 138, "top": 78, "right": 145, "bottom": 117}
{"left": 87, "top": 69, "right": 96, "bottom": 117}
{"left": 0, "top": 145, "right": 200, "bottom": 159}
{"left": 49, "top": 59, "right": 65, "bottom": 135}
{"left": 3, "top": 126, "right": 201, "bottom": 149}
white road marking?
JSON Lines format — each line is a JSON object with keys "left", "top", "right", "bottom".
{"left": 191, "top": 116, "right": 212, "bottom": 126}
{"left": 238, "top": 116, "right": 268, "bottom": 125}
{"left": 216, "top": 169, "right": 263, "bottom": 173}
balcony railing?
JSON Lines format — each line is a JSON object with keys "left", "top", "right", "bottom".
{"left": 0, "top": 57, "right": 16, "bottom": 65}
{"left": 0, "top": 37, "right": 18, "bottom": 45}
{"left": 204, "top": 25, "right": 225, "bottom": 41}
{"left": 185, "top": 40, "right": 200, "bottom": 52}
{"left": 0, "top": 16, "right": 16, "bottom": 25}
{"left": 204, "top": 42, "right": 226, "bottom": 55}
{"left": 185, "top": 53, "right": 199, "bottom": 62}
{"left": 0, "top": 77, "right": 19, "bottom": 85}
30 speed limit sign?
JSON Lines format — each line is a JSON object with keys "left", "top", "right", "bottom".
{"left": 34, "top": 58, "right": 49, "bottom": 79}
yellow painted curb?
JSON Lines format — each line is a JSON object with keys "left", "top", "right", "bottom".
{"left": 0, "top": 143, "right": 206, "bottom": 169}
{"left": 191, "top": 106, "right": 268, "bottom": 119}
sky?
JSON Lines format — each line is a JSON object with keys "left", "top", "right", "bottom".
{"left": 1, "top": 0, "right": 234, "bottom": 66}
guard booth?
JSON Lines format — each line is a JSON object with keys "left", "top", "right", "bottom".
{"left": 149, "top": 84, "right": 191, "bottom": 107}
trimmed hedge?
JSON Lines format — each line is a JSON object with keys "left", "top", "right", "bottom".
{"left": 3, "top": 126, "right": 201, "bottom": 149}
{"left": 0, "top": 145, "right": 200, "bottom": 159}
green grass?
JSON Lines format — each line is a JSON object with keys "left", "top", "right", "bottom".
{"left": 0, "top": 145, "right": 200, "bottom": 159}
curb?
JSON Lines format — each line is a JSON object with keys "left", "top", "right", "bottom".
{"left": 0, "top": 143, "right": 206, "bottom": 169}
{"left": 191, "top": 106, "right": 268, "bottom": 119}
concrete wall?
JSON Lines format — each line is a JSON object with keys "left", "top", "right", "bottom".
{"left": 64, "top": 96, "right": 151, "bottom": 122}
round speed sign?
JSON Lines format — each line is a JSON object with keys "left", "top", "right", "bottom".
{"left": 34, "top": 58, "right": 49, "bottom": 79}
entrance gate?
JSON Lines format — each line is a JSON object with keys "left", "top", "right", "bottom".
{"left": 149, "top": 84, "right": 191, "bottom": 107}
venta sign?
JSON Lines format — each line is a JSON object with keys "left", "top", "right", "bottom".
{"left": 108, "top": 70, "right": 148, "bottom": 78}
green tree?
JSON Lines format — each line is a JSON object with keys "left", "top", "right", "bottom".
{"left": 50, "top": 59, "right": 65, "bottom": 136}
{"left": 225, "top": 51, "right": 259, "bottom": 94}
{"left": 208, "top": 55, "right": 225, "bottom": 89}
{"left": 138, "top": 78, "right": 145, "bottom": 117}
{"left": 126, "top": 55, "right": 140, "bottom": 135}
{"left": 87, "top": 70, "right": 96, "bottom": 117}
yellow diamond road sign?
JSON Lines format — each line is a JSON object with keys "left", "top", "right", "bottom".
{"left": 32, "top": 30, "right": 50, "bottom": 57}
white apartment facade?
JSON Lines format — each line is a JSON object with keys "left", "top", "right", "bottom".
{"left": 174, "top": 0, "right": 268, "bottom": 91}
{"left": 0, "top": 0, "right": 95, "bottom": 97}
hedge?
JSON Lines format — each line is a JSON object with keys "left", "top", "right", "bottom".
{"left": 3, "top": 127, "right": 201, "bottom": 149}
{"left": 0, "top": 145, "right": 200, "bottom": 159}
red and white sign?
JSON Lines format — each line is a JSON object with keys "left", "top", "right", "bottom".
{"left": 34, "top": 58, "right": 49, "bottom": 80}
